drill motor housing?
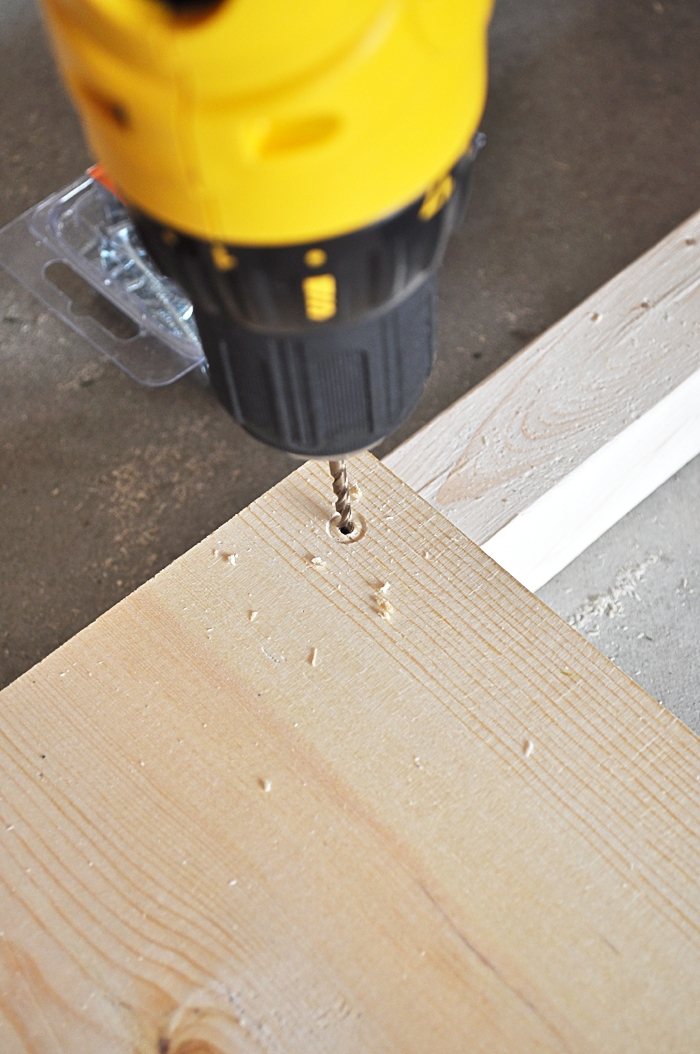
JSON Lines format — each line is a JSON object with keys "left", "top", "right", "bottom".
{"left": 134, "top": 143, "right": 481, "bottom": 456}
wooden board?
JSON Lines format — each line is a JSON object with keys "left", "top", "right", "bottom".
{"left": 386, "top": 210, "right": 700, "bottom": 589}
{"left": 1, "top": 452, "right": 700, "bottom": 1053}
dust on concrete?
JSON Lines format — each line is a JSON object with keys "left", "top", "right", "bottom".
{"left": 568, "top": 555, "right": 660, "bottom": 630}
{"left": 539, "top": 453, "right": 700, "bottom": 734}
{"left": 106, "top": 420, "right": 237, "bottom": 570}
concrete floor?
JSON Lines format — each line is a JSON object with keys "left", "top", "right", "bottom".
{"left": 3, "top": 0, "right": 700, "bottom": 714}
{"left": 539, "top": 453, "right": 700, "bottom": 735}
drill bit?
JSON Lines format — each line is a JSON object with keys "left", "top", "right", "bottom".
{"left": 328, "top": 459, "right": 354, "bottom": 535}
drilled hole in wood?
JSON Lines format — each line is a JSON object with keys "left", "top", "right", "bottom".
{"left": 327, "top": 511, "right": 366, "bottom": 544}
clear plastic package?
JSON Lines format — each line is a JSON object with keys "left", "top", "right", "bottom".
{"left": 0, "top": 175, "right": 204, "bottom": 386}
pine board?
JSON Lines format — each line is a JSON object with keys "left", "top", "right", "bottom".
{"left": 386, "top": 210, "right": 700, "bottom": 586}
{"left": 482, "top": 364, "right": 700, "bottom": 591}
{"left": 1, "top": 453, "right": 700, "bottom": 1053}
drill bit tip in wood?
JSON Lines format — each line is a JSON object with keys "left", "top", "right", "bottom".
{"left": 329, "top": 459, "right": 354, "bottom": 535}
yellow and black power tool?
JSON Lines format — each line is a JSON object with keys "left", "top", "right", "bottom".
{"left": 39, "top": 0, "right": 493, "bottom": 459}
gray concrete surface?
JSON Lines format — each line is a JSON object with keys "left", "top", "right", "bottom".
{"left": 539, "top": 454, "right": 700, "bottom": 734}
{"left": 3, "top": 0, "right": 700, "bottom": 715}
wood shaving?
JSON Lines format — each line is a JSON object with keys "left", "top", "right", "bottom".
{"left": 523, "top": 739, "right": 534, "bottom": 758}
{"left": 373, "top": 582, "right": 395, "bottom": 621}
{"left": 348, "top": 482, "right": 362, "bottom": 502}
{"left": 212, "top": 547, "right": 236, "bottom": 565}
{"left": 374, "top": 591, "right": 395, "bottom": 622}
{"left": 309, "top": 647, "right": 319, "bottom": 667}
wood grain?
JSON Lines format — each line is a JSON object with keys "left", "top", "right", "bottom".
{"left": 386, "top": 210, "right": 700, "bottom": 572}
{"left": 481, "top": 364, "right": 700, "bottom": 590}
{"left": 1, "top": 452, "right": 700, "bottom": 1053}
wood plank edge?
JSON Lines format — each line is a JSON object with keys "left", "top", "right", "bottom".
{"left": 386, "top": 208, "right": 700, "bottom": 589}
{"left": 481, "top": 363, "right": 700, "bottom": 589}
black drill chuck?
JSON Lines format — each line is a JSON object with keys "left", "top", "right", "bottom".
{"left": 133, "top": 140, "right": 482, "bottom": 458}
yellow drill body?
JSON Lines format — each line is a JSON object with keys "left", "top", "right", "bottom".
{"left": 40, "top": 0, "right": 493, "bottom": 244}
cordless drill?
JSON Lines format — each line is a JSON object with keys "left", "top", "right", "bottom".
{"left": 39, "top": 0, "right": 492, "bottom": 475}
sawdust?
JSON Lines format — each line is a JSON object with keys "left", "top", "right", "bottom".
{"left": 309, "top": 647, "right": 319, "bottom": 667}
{"left": 374, "top": 591, "right": 395, "bottom": 622}
{"left": 372, "top": 581, "right": 395, "bottom": 620}
{"left": 568, "top": 555, "right": 659, "bottom": 630}
{"left": 310, "top": 556, "right": 326, "bottom": 567}
{"left": 107, "top": 420, "right": 236, "bottom": 567}
{"left": 213, "top": 548, "right": 236, "bottom": 564}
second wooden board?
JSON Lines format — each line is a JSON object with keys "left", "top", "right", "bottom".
{"left": 387, "top": 211, "right": 700, "bottom": 588}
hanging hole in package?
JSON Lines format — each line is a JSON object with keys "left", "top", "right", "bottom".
{"left": 0, "top": 166, "right": 204, "bottom": 386}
